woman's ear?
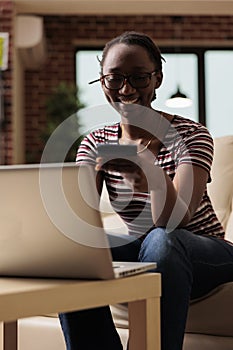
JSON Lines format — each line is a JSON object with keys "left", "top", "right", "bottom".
{"left": 155, "top": 71, "right": 163, "bottom": 89}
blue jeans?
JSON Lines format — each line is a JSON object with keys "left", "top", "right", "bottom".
{"left": 59, "top": 228, "right": 233, "bottom": 350}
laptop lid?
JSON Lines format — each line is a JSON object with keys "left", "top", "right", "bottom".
{"left": 0, "top": 163, "right": 156, "bottom": 279}
{"left": 0, "top": 163, "right": 118, "bottom": 279}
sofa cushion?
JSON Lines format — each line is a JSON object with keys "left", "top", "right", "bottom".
{"left": 186, "top": 282, "right": 233, "bottom": 336}
{"left": 183, "top": 333, "right": 233, "bottom": 350}
{"left": 111, "top": 282, "right": 233, "bottom": 337}
{"left": 207, "top": 135, "right": 233, "bottom": 242}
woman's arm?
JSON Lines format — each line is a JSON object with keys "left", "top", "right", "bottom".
{"left": 146, "top": 162, "right": 209, "bottom": 230}
{"left": 96, "top": 149, "right": 209, "bottom": 230}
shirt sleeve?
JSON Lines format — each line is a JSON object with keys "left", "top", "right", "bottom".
{"left": 75, "top": 123, "right": 120, "bottom": 166}
{"left": 76, "top": 132, "right": 97, "bottom": 166}
{"left": 177, "top": 125, "right": 214, "bottom": 176}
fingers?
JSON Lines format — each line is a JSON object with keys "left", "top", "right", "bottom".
{"left": 95, "top": 155, "right": 148, "bottom": 192}
{"left": 96, "top": 156, "right": 139, "bottom": 173}
{"left": 95, "top": 157, "right": 103, "bottom": 171}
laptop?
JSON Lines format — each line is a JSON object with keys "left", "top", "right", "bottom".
{"left": 0, "top": 163, "right": 156, "bottom": 279}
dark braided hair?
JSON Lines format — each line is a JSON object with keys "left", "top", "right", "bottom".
{"left": 99, "top": 31, "right": 165, "bottom": 74}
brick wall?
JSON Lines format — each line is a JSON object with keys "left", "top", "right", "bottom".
{"left": 1, "top": 8, "right": 233, "bottom": 163}
{"left": 0, "top": 0, "right": 14, "bottom": 164}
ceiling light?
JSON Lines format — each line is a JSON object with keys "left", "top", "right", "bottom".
{"left": 165, "top": 86, "right": 192, "bottom": 108}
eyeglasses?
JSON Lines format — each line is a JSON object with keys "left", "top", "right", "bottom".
{"left": 88, "top": 71, "right": 158, "bottom": 90}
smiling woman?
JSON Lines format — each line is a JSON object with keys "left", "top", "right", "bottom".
{"left": 61, "top": 31, "right": 233, "bottom": 350}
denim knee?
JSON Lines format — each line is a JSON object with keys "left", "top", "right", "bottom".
{"left": 139, "top": 227, "right": 193, "bottom": 274}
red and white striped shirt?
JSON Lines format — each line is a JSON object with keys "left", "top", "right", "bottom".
{"left": 76, "top": 115, "right": 224, "bottom": 239}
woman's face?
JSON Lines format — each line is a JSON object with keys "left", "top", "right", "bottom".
{"left": 101, "top": 43, "right": 162, "bottom": 111}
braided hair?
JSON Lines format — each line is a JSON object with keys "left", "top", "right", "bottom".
{"left": 99, "top": 31, "right": 165, "bottom": 74}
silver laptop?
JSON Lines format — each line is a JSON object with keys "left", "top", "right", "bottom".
{"left": 0, "top": 163, "right": 156, "bottom": 279}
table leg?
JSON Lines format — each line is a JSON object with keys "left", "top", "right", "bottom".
{"left": 128, "top": 297, "right": 160, "bottom": 350}
{"left": 3, "top": 321, "right": 17, "bottom": 350}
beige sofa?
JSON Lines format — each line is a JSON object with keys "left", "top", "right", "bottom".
{"left": 183, "top": 135, "right": 233, "bottom": 349}
{"left": 1, "top": 135, "right": 232, "bottom": 350}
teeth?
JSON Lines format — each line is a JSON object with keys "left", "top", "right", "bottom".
{"left": 121, "top": 99, "right": 138, "bottom": 104}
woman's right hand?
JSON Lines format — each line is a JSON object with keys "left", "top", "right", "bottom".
{"left": 95, "top": 155, "right": 149, "bottom": 192}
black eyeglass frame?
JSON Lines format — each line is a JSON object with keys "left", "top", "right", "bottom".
{"left": 88, "top": 70, "right": 159, "bottom": 90}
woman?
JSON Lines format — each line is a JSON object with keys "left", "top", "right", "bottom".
{"left": 59, "top": 31, "right": 233, "bottom": 350}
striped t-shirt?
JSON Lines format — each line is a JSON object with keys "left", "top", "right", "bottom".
{"left": 76, "top": 115, "right": 225, "bottom": 239}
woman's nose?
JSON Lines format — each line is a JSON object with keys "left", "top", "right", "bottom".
{"left": 119, "top": 79, "right": 136, "bottom": 94}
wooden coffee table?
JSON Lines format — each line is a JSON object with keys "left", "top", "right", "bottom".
{"left": 0, "top": 273, "right": 161, "bottom": 350}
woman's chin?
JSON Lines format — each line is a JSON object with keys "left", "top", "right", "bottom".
{"left": 112, "top": 102, "right": 142, "bottom": 117}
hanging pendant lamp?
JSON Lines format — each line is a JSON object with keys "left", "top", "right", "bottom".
{"left": 165, "top": 85, "right": 192, "bottom": 108}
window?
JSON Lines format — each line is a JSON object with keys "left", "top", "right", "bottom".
{"left": 151, "top": 53, "right": 198, "bottom": 122}
{"left": 205, "top": 50, "right": 233, "bottom": 137}
{"left": 76, "top": 50, "right": 103, "bottom": 108}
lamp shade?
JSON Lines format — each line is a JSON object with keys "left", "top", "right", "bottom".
{"left": 165, "top": 86, "right": 192, "bottom": 108}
